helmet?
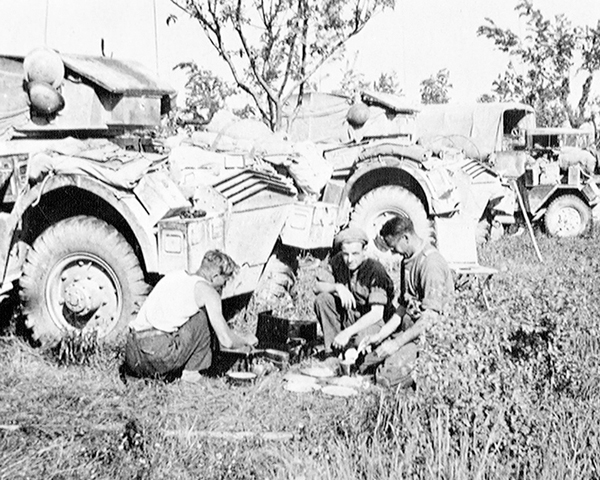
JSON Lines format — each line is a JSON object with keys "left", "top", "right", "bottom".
{"left": 28, "top": 81, "right": 65, "bottom": 115}
{"left": 24, "top": 47, "right": 65, "bottom": 88}
{"left": 346, "top": 102, "right": 370, "bottom": 128}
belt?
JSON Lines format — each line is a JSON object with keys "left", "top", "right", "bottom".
{"left": 131, "top": 327, "right": 168, "bottom": 339}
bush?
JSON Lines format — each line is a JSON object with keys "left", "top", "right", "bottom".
{"left": 367, "top": 232, "right": 600, "bottom": 479}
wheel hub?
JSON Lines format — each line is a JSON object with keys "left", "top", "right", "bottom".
{"left": 367, "top": 211, "right": 400, "bottom": 239}
{"left": 47, "top": 254, "right": 121, "bottom": 333}
{"left": 555, "top": 207, "right": 581, "bottom": 236}
{"left": 63, "top": 277, "right": 103, "bottom": 316}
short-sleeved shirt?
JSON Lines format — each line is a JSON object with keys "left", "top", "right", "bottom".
{"left": 398, "top": 243, "right": 453, "bottom": 323}
{"left": 317, "top": 252, "right": 395, "bottom": 320}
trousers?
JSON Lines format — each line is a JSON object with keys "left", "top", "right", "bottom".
{"left": 359, "top": 333, "right": 418, "bottom": 389}
{"left": 124, "top": 309, "right": 215, "bottom": 378}
{"left": 314, "top": 292, "right": 382, "bottom": 353}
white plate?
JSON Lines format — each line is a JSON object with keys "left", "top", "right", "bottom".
{"left": 300, "top": 366, "right": 335, "bottom": 378}
{"left": 227, "top": 371, "right": 257, "bottom": 380}
{"left": 321, "top": 385, "right": 358, "bottom": 397}
{"left": 283, "top": 373, "right": 319, "bottom": 384}
{"left": 284, "top": 382, "right": 320, "bottom": 393}
{"left": 331, "top": 376, "right": 368, "bottom": 389}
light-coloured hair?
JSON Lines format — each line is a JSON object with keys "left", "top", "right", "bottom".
{"left": 199, "top": 250, "right": 239, "bottom": 277}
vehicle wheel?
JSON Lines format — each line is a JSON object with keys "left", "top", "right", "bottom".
{"left": 544, "top": 195, "right": 592, "bottom": 237}
{"left": 351, "top": 185, "right": 433, "bottom": 243}
{"left": 19, "top": 215, "right": 149, "bottom": 346}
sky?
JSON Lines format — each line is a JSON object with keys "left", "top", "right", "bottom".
{"left": 1, "top": 0, "right": 599, "bottom": 107}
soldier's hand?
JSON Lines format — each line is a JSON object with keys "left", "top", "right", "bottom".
{"left": 332, "top": 330, "right": 352, "bottom": 350}
{"left": 375, "top": 339, "right": 399, "bottom": 358}
{"left": 358, "top": 334, "right": 377, "bottom": 354}
{"left": 241, "top": 332, "right": 259, "bottom": 347}
{"left": 335, "top": 284, "right": 356, "bottom": 310}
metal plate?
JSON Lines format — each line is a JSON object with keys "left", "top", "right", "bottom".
{"left": 321, "top": 385, "right": 358, "bottom": 397}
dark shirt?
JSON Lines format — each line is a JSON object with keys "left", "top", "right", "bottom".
{"left": 399, "top": 243, "right": 453, "bottom": 320}
{"left": 317, "top": 252, "right": 395, "bottom": 320}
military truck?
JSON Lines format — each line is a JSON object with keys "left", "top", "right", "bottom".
{"left": 415, "top": 102, "right": 600, "bottom": 237}
{"left": 0, "top": 50, "right": 337, "bottom": 346}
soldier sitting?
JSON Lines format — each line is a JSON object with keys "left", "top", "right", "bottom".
{"left": 313, "top": 226, "right": 395, "bottom": 356}
{"left": 359, "top": 216, "right": 454, "bottom": 389}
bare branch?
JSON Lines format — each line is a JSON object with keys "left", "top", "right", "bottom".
{"left": 170, "top": 0, "right": 392, "bottom": 130}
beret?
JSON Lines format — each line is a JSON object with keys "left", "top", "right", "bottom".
{"left": 334, "top": 226, "right": 369, "bottom": 246}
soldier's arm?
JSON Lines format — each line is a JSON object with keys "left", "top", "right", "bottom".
{"left": 332, "top": 304, "right": 384, "bottom": 349}
{"left": 420, "top": 256, "right": 453, "bottom": 313}
{"left": 385, "top": 259, "right": 450, "bottom": 352}
{"left": 387, "top": 309, "right": 438, "bottom": 352}
{"left": 195, "top": 281, "right": 251, "bottom": 349}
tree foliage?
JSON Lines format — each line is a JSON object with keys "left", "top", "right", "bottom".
{"left": 477, "top": 0, "right": 600, "bottom": 128}
{"left": 169, "top": 0, "right": 394, "bottom": 131}
{"left": 337, "top": 67, "right": 402, "bottom": 99}
{"left": 373, "top": 71, "right": 402, "bottom": 95}
{"left": 173, "top": 62, "right": 235, "bottom": 125}
{"left": 420, "top": 68, "right": 452, "bottom": 104}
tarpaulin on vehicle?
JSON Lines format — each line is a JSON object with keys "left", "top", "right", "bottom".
{"left": 0, "top": 52, "right": 177, "bottom": 136}
{"left": 415, "top": 103, "right": 535, "bottom": 161}
{"left": 281, "top": 91, "right": 417, "bottom": 144}
{"left": 0, "top": 57, "right": 29, "bottom": 140}
{"left": 27, "top": 138, "right": 166, "bottom": 190}
{"left": 179, "top": 110, "right": 333, "bottom": 197}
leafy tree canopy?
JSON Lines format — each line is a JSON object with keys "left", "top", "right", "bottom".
{"left": 477, "top": 0, "right": 600, "bottom": 128}
{"left": 174, "top": 62, "right": 236, "bottom": 125}
{"left": 420, "top": 68, "right": 452, "bottom": 104}
{"left": 336, "top": 65, "right": 402, "bottom": 100}
{"left": 169, "top": 0, "right": 394, "bottom": 131}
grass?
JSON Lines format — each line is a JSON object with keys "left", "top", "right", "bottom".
{"left": 1, "top": 227, "right": 600, "bottom": 479}
{"left": 0, "top": 334, "right": 384, "bottom": 479}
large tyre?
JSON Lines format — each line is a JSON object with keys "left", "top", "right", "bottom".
{"left": 19, "top": 216, "right": 149, "bottom": 346}
{"left": 544, "top": 195, "right": 591, "bottom": 237}
{"left": 351, "top": 186, "right": 433, "bottom": 242}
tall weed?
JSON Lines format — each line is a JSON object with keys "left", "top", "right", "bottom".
{"left": 2, "top": 230, "right": 600, "bottom": 479}
{"left": 364, "top": 230, "right": 600, "bottom": 479}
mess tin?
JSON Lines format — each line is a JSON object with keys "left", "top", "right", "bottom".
{"left": 226, "top": 371, "right": 257, "bottom": 386}
{"left": 339, "top": 359, "right": 356, "bottom": 376}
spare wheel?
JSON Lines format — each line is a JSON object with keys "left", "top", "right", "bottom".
{"left": 351, "top": 185, "right": 433, "bottom": 243}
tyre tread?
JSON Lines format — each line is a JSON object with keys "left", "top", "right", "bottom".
{"left": 19, "top": 215, "right": 148, "bottom": 345}
{"left": 351, "top": 185, "right": 433, "bottom": 241}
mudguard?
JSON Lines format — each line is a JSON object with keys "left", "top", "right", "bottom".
{"left": 335, "top": 143, "right": 461, "bottom": 223}
{"left": 0, "top": 174, "right": 159, "bottom": 285}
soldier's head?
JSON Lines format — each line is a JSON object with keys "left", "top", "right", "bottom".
{"left": 379, "top": 216, "right": 417, "bottom": 257}
{"left": 334, "top": 226, "right": 369, "bottom": 272}
{"left": 198, "top": 250, "right": 239, "bottom": 292}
